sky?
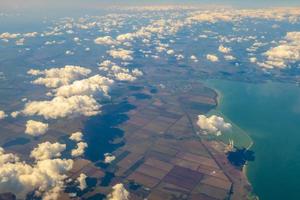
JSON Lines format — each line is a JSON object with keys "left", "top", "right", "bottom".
{"left": 1, "top": 0, "right": 300, "bottom": 11}
{"left": 0, "top": 0, "right": 300, "bottom": 19}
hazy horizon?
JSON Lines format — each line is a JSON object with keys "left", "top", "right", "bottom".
{"left": 1, "top": 0, "right": 300, "bottom": 12}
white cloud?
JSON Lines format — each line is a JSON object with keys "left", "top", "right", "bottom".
{"left": 0, "top": 147, "right": 19, "bottom": 165}
{"left": 94, "top": 36, "right": 117, "bottom": 45}
{"left": 197, "top": 115, "right": 232, "bottom": 136}
{"left": 23, "top": 32, "right": 38, "bottom": 38}
{"left": 30, "top": 141, "right": 66, "bottom": 161}
{"left": 107, "top": 49, "right": 133, "bottom": 61}
{"left": 0, "top": 32, "right": 19, "bottom": 39}
{"left": 0, "top": 147, "right": 73, "bottom": 200}
{"left": 54, "top": 75, "right": 114, "bottom": 97}
{"left": 107, "top": 183, "right": 129, "bottom": 200}
{"left": 249, "top": 57, "right": 257, "bottom": 63}
{"left": 206, "top": 54, "right": 219, "bottom": 62}
{"left": 25, "top": 120, "right": 49, "bottom": 136}
{"left": 260, "top": 32, "right": 300, "bottom": 69}
{"left": 28, "top": 65, "right": 91, "bottom": 88}
{"left": 77, "top": 173, "right": 87, "bottom": 190}
{"left": 0, "top": 110, "right": 7, "bottom": 119}
{"left": 22, "top": 95, "right": 100, "bottom": 119}
{"left": 224, "top": 55, "right": 236, "bottom": 61}
{"left": 99, "top": 61, "right": 143, "bottom": 82}
{"left": 69, "top": 132, "right": 83, "bottom": 142}
{"left": 71, "top": 142, "right": 87, "bottom": 157}
{"left": 104, "top": 153, "right": 116, "bottom": 164}
{"left": 218, "top": 45, "right": 231, "bottom": 54}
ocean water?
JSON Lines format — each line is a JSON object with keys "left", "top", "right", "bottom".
{"left": 206, "top": 79, "right": 300, "bottom": 200}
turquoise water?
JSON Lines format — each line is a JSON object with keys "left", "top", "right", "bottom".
{"left": 206, "top": 80, "right": 300, "bottom": 200}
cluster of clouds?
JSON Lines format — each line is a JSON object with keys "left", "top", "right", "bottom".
{"left": 258, "top": 32, "right": 300, "bottom": 69}
{"left": 0, "top": 129, "right": 92, "bottom": 199}
{"left": 197, "top": 115, "right": 232, "bottom": 136}
{"left": 28, "top": 65, "right": 91, "bottom": 88}
{"left": 0, "top": 147, "right": 73, "bottom": 200}
{"left": 187, "top": 7, "right": 300, "bottom": 24}
{"left": 98, "top": 60, "right": 143, "bottom": 82}
{"left": 69, "top": 131, "right": 88, "bottom": 157}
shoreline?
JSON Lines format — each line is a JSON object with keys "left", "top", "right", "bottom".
{"left": 204, "top": 80, "right": 257, "bottom": 198}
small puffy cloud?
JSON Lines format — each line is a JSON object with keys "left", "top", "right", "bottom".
{"left": 166, "top": 49, "right": 175, "bottom": 55}
{"left": 77, "top": 173, "right": 87, "bottom": 190}
{"left": 114, "top": 72, "right": 136, "bottom": 81}
{"left": 197, "top": 115, "right": 232, "bottom": 136}
{"left": 69, "top": 132, "right": 83, "bottom": 142}
{"left": 0, "top": 147, "right": 73, "bottom": 200}
{"left": 190, "top": 55, "right": 198, "bottom": 62}
{"left": 28, "top": 65, "right": 91, "bottom": 88}
{"left": 0, "top": 147, "right": 19, "bottom": 165}
{"left": 206, "top": 54, "right": 219, "bottom": 62}
{"left": 22, "top": 95, "right": 100, "bottom": 119}
{"left": 218, "top": 45, "right": 231, "bottom": 54}
{"left": 107, "top": 183, "right": 129, "bottom": 200}
{"left": 224, "top": 55, "right": 236, "bottom": 61}
{"left": 30, "top": 141, "right": 66, "bottom": 161}
{"left": 11, "top": 111, "right": 20, "bottom": 118}
{"left": 54, "top": 75, "right": 114, "bottom": 97}
{"left": 107, "top": 49, "right": 133, "bottom": 61}
{"left": 25, "top": 120, "right": 49, "bottom": 136}
{"left": 94, "top": 36, "right": 117, "bottom": 45}
{"left": 0, "top": 110, "right": 7, "bottom": 119}
{"left": 104, "top": 153, "right": 116, "bottom": 164}
{"left": 116, "top": 33, "right": 135, "bottom": 42}
{"left": 249, "top": 57, "right": 257, "bottom": 63}
{"left": 65, "top": 50, "right": 74, "bottom": 55}
{"left": 71, "top": 142, "right": 87, "bottom": 157}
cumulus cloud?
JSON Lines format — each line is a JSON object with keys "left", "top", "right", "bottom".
{"left": 0, "top": 147, "right": 19, "bottom": 165}
{"left": 218, "top": 45, "right": 231, "bottom": 54}
{"left": 54, "top": 75, "right": 114, "bottom": 97}
{"left": 0, "top": 147, "right": 73, "bottom": 200}
{"left": 197, "top": 115, "right": 232, "bottom": 136}
{"left": 107, "top": 183, "right": 129, "bottom": 200}
{"left": 0, "top": 110, "right": 7, "bottom": 119}
{"left": 206, "top": 54, "right": 219, "bottom": 62}
{"left": 104, "top": 153, "right": 116, "bottom": 164}
{"left": 71, "top": 142, "right": 87, "bottom": 157}
{"left": 22, "top": 95, "right": 100, "bottom": 119}
{"left": 224, "top": 55, "right": 236, "bottom": 61}
{"left": 69, "top": 132, "right": 83, "bottom": 142}
{"left": 94, "top": 36, "right": 117, "bottom": 45}
{"left": 30, "top": 142, "right": 66, "bottom": 161}
{"left": 25, "top": 120, "right": 49, "bottom": 136}
{"left": 260, "top": 32, "right": 300, "bottom": 69}
{"left": 77, "top": 173, "right": 87, "bottom": 190}
{"left": 107, "top": 49, "right": 133, "bottom": 61}
{"left": 28, "top": 65, "right": 91, "bottom": 88}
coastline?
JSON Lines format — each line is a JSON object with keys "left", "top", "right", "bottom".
{"left": 204, "top": 80, "right": 257, "bottom": 199}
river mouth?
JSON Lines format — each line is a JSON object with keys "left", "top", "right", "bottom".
{"left": 205, "top": 79, "right": 300, "bottom": 200}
